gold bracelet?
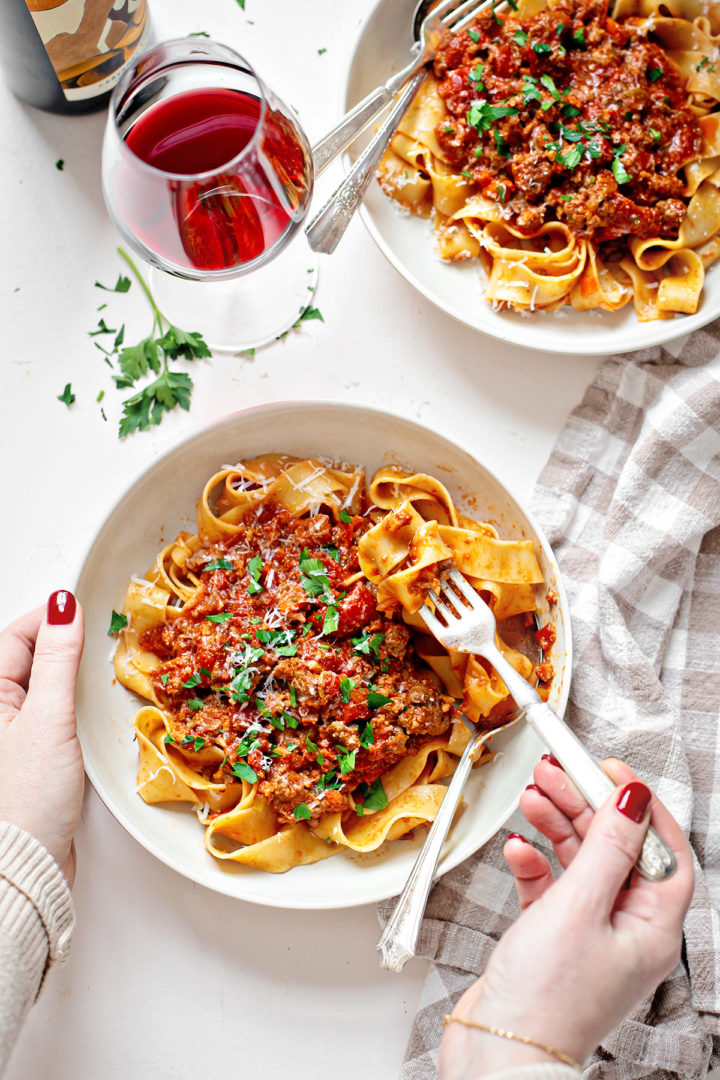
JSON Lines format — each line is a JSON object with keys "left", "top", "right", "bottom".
{"left": 443, "top": 1014, "right": 581, "bottom": 1071}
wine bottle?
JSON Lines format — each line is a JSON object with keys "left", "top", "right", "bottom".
{"left": 0, "top": 0, "right": 150, "bottom": 114}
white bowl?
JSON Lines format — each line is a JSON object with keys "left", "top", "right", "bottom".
{"left": 75, "top": 402, "right": 571, "bottom": 908}
{"left": 345, "top": 0, "right": 719, "bottom": 356}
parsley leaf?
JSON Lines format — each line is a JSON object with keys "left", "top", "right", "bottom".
{"left": 359, "top": 722, "right": 375, "bottom": 748}
{"left": 339, "top": 510, "right": 353, "bottom": 524}
{"left": 203, "top": 558, "right": 234, "bottom": 571}
{"left": 233, "top": 761, "right": 258, "bottom": 783}
{"left": 556, "top": 146, "right": 583, "bottom": 169}
{"left": 322, "top": 606, "right": 339, "bottom": 635}
{"left": 299, "top": 550, "right": 333, "bottom": 600}
{"left": 572, "top": 27, "right": 585, "bottom": 47}
{"left": 356, "top": 779, "right": 388, "bottom": 812}
{"left": 293, "top": 802, "right": 312, "bottom": 820}
{"left": 513, "top": 28, "right": 528, "bottom": 45}
{"left": 322, "top": 543, "right": 340, "bottom": 561}
{"left": 467, "top": 28, "right": 480, "bottom": 42}
{"left": 96, "top": 274, "right": 131, "bottom": 293}
{"left": 187, "top": 699, "right": 204, "bottom": 711}
{"left": 340, "top": 677, "right": 355, "bottom": 703}
{"left": 107, "top": 610, "right": 128, "bottom": 635}
{"left": 648, "top": 66, "right": 663, "bottom": 82}
{"left": 206, "top": 612, "right": 234, "bottom": 624}
{"left": 532, "top": 41, "right": 552, "bottom": 56}
{"left": 247, "top": 555, "right": 264, "bottom": 595}
{"left": 467, "top": 100, "right": 519, "bottom": 133}
{"left": 367, "top": 686, "right": 393, "bottom": 709}
{"left": 182, "top": 673, "right": 202, "bottom": 689}
{"left": 612, "top": 147, "right": 631, "bottom": 184}
{"left": 337, "top": 747, "right": 356, "bottom": 775}
{"left": 118, "top": 370, "right": 193, "bottom": 438}
{"left": 350, "top": 631, "right": 385, "bottom": 660}
{"left": 160, "top": 673, "right": 169, "bottom": 687}
{"left": 57, "top": 383, "right": 76, "bottom": 407}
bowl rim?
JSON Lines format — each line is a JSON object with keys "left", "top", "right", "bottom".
{"left": 73, "top": 399, "right": 572, "bottom": 907}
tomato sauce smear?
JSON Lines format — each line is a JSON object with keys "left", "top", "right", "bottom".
{"left": 140, "top": 501, "right": 459, "bottom": 826}
{"left": 434, "top": 0, "right": 702, "bottom": 245}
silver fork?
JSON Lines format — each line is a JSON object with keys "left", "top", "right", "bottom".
{"left": 313, "top": 0, "right": 488, "bottom": 177}
{"left": 423, "top": 569, "right": 676, "bottom": 881}
{"left": 377, "top": 568, "right": 677, "bottom": 973}
{"left": 306, "top": 0, "right": 498, "bottom": 253}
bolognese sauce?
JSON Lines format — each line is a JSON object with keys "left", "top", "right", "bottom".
{"left": 140, "top": 503, "right": 459, "bottom": 825}
{"left": 434, "top": 0, "right": 702, "bottom": 245}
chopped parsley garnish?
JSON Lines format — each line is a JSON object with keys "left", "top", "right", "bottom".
{"left": 206, "top": 612, "right": 233, "bottom": 624}
{"left": 322, "top": 605, "right": 339, "bottom": 635}
{"left": 648, "top": 66, "right": 663, "bottom": 82}
{"left": 107, "top": 610, "right": 128, "bottom": 635}
{"left": 299, "top": 549, "right": 333, "bottom": 600}
{"left": 339, "top": 510, "right": 353, "bottom": 524}
{"left": 697, "top": 56, "right": 716, "bottom": 72}
{"left": 247, "top": 555, "right": 264, "bottom": 595}
{"left": 232, "top": 761, "right": 258, "bottom": 784}
{"left": 193, "top": 735, "right": 205, "bottom": 750}
{"left": 350, "top": 631, "right": 385, "bottom": 660}
{"left": 322, "top": 543, "right": 340, "bottom": 561}
{"left": 203, "top": 558, "right": 234, "bottom": 571}
{"left": 493, "top": 128, "right": 509, "bottom": 157}
{"left": 469, "top": 62, "right": 485, "bottom": 87}
{"left": 367, "top": 686, "right": 392, "bottom": 709}
{"left": 649, "top": 128, "right": 661, "bottom": 142}
{"left": 182, "top": 673, "right": 202, "bottom": 689}
{"left": 57, "top": 383, "right": 76, "bottom": 407}
{"left": 235, "top": 731, "right": 261, "bottom": 758}
{"left": 556, "top": 146, "right": 583, "bottom": 169}
{"left": 293, "top": 803, "right": 312, "bottom": 820}
{"left": 612, "top": 145, "right": 631, "bottom": 184}
{"left": 337, "top": 747, "right": 357, "bottom": 775}
{"left": 359, "top": 722, "right": 375, "bottom": 748}
{"left": 461, "top": 169, "right": 473, "bottom": 178}
{"left": 340, "top": 677, "right": 355, "bottom": 703}
{"left": 187, "top": 699, "right": 204, "bottom": 712}
{"left": 572, "top": 27, "right": 585, "bottom": 47}
{"left": 497, "top": 183, "right": 506, "bottom": 203}
{"left": 539, "top": 74, "right": 564, "bottom": 102}
{"left": 555, "top": 22, "right": 565, "bottom": 34}
{"left": 513, "top": 28, "right": 528, "bottom": 46}
{"left": 467, "top": 28, "right": 480, "bottom": 43}
{"left": 289, "top": 686, "right": 297, "bottom": 707}
{"left": 559, "top": 194, "right": 573, "bottom": 201}
{"left": 160, "top": 673, "right": 169, "bottom": 687}
{"left": 282, "top": 710, "right": 299, "bottom": 729}
{"left": 532, "top": 41, "right": 552, "bottom": 56}
{"left": 256, "top": 628, "right": 297, "bottom": 656}
{"left": 467, "top": 100, "right": 518, "bottom": 134}
{"left": 522, "top": 75, "right": 543, "bottom": 106}
{"left": 355, "top": 779, "right": 388, "bottom": 813}
{"left": 163, "top": 733, "right": 174, "bottom": 744}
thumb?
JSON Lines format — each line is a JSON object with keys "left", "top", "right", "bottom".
{"left": 561, "top": 780, "right": 653, "bottom": 917}
{"left": 22, "top": 590, "right": 85, "bottom": 733}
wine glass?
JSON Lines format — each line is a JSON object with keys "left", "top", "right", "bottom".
{"left": 102, "top": 38, "right": 316, "bottom": 351}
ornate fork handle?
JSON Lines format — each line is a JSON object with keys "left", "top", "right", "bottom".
{"left": 486, "top": 645, "right": 677, "bottom": 884}
{"left": 377, "top": 723, "right": 503, "bottom": 972}
{"left": 313, "top": 51, "right": 422, "bottom": 177}
{"left": 306, "top": 70, "right": 425, "bottom": 255}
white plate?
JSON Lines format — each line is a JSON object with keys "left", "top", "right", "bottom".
{"left": 345, "top": 0, "right": 718, "bottom": 356}
{"left": 75, "top": 402, "right": 571, "bottom": 908}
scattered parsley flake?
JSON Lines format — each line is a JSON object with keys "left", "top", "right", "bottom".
{"left": 356, "top": 779, "right": 388, "bottom": 812}
{"left": 359, "top": 722, "right": 374, "bottom": 749}
{"left": 318, "top": 47, "right": 327, "bottom": 55}
{"left": 107, "top": 610, "right": 128, "bottom": 635}
{"left": 513, "top": 28, "right": 528, "bottom": 46}
{"left": 367, "top": 687, "right": 392, "bottom": 709}
{"left": 206, "top": 612, "right": 234, "bottom": 624}
{"left": 649, "top": 128, "right": 661, "bottom": 142}
{"left": 467, "top": 28, "right": 480, "bottom": 43}
{"left": 247, "top": 555, "right": 264, "bottom": 595}
{"left": 57, "top": 383, "right": 75, "bottom": 407}
{"left": 163, "top": 733, "right": 174, "bottom": 744}
{"left": 182, "top": 673, "right": 202, "bottom": 689}
{"left": 187, "top": 699, "right": 203, "bottom": 711}
{"left": 322, "top": 606, "right": 339, "bottom": 635}
{"left": 160, "top": 674, "right": 169, "bottom": 687}
{"left": 556, "top": 146, "right": 583, "bottom": 169}
{"left": 648, "top": 66, "right": 663, "bottom": 82}
{"left": 293, "top": 803, "right": 312, "bottom": 820}
{"left": 340, "top": 677, "right": 355, "bottom": 703}
{"left": 204, "top": 558, "right": 234, "bottom": 571}
{"left": 233, "top": 761, "right": 258, "bottom": 784}
{"left": 339, "top": 510, "right": 353, "bottom": 524}
{"left": 193, "top": 736, "right": 205, "bottom": 750}
{"left": 572, "top": 27, "right": 585, "bottom": 47}
{"left": 532, "top": 41, "right": 552, "bottom": 56}
{"left": 55, "top": 159, "right": 64, "bottom": 171}
{"left": 612, "top": 146, "right": 631, "bottom": 184}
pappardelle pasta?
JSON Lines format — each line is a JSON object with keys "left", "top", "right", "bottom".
{"left": 377, "top": 0, "right": 720, "bottom": 320}
{"left": 112, "top": 456, "right": 553, "bottom": 873}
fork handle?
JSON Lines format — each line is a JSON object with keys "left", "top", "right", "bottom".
{"left": 312, "top": 53, "right": 421, "bottom": 177}
{"left": 523, "top": 700, "right": 676, "bottom": 883}
{"left": 377, "top": 725, "right": 489, "bottom": 972}
{"left": 305, "top": 70, "right": 426, "bottom": 254}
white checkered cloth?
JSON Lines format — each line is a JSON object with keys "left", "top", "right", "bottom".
{"left": 380, "top": 332, "right": 720, "bottom": 1080}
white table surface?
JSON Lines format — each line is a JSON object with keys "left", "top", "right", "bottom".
{"left": 0, "top": 1, "right": 604, "bottom": 1076}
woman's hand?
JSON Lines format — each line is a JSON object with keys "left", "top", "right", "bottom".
{"left": 439, "top": 757, "right": 695, "bottom": 1078}
{"left": 0, "top": 592, "right": 85, "bottom": 885}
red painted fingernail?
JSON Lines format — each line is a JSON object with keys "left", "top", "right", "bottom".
{"left": 541, "top": 753, "right": 563, "bottom": 768}
{"left": 47, "top": 590, "right": 76, "bottom": 626}
{"left": 507, "top": 833, "right": 530, "bottom": 843}
{"left": 525, "top": 783, "right": 543, "bottom": 794}
{"left": 616, "top": 782, "right": 651, "bottom": 823}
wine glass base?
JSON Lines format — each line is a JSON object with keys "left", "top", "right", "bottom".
{"left": 148, "top": 232, "right": 320, "bottom": 353}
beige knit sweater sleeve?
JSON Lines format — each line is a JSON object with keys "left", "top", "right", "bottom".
{"left": 0, "top": 823, "right": 75, "bottom": 1076}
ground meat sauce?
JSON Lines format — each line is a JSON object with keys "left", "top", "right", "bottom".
{"left": 140, "top": 502, "right": 459, "bottom": 826}
{"left": 434, "top": 0, "right": 702, "bottom": 245}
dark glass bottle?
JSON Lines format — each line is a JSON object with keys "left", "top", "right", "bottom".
{"left": 0, "top": 0, "right": 150, "bottom": 115}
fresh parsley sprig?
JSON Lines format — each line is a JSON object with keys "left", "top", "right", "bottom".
{"left": 109, "top": 249, "right": 211, "bottom": 438}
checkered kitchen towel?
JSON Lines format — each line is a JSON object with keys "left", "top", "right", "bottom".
{"left": 381, "top": 326, "right": 720, "bottom": 1080}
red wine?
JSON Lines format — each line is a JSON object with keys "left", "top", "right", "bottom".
{"left": 121, "top": 88, "right": 302, "bottom": 272}
{"left": 0, "top": 0, "right": 150, "bottom": 115}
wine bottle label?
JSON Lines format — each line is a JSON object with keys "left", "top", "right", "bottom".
{"left": 24, "top": 0, "right": 149, "bottom": 102}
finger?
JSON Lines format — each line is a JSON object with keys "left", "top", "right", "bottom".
{"left": 503, "top": 833, "right": 555, "bottom": 909}
{"left": 519, "top": 785, "right": 583, "bottom": 869}
{"left": 564, "top": 771, "right": 692, "bottom": 924}
{"left": 533, "top": 758, "right": 595, "bottom": 838}
{"left": 0, "top": 607, "right": 44, "bottom": 722}
{"left": 22, "top": 592, "right": 85, "bottom": 737}
{"left": 602, "top": 759, "right": 695, "bottom": 927}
